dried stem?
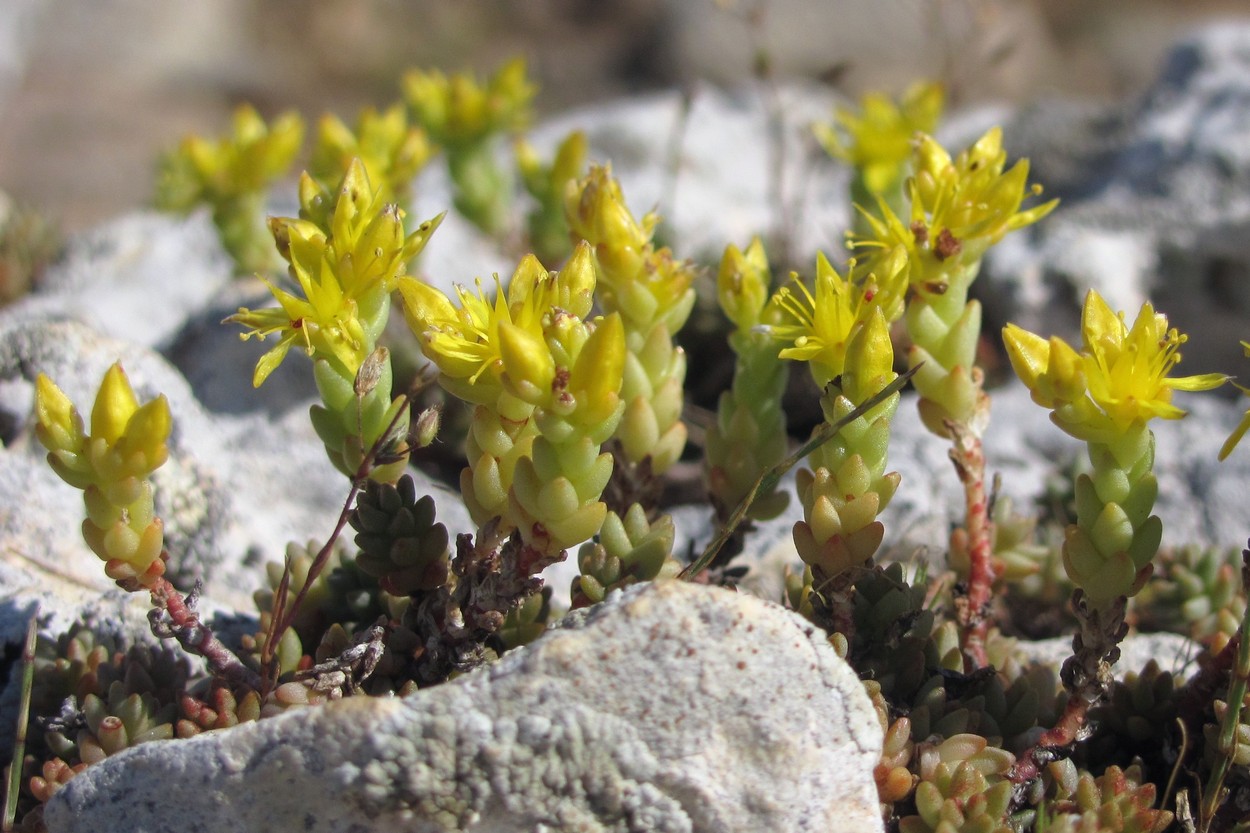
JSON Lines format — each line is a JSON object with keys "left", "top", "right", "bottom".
{"left": 409, "top": 524, "right": 547, "bottom": 684}
{"left": 812, "top": 569, "right": 857, "bottom": 644}
{"left": 145, "top": 572, "right": 262, "bottom": 691}
{"left": 1010, "top": 590, "right": 1129, "bottom": 784}
{"left": 945, "top": 419, "right": 995, "bottom": 670}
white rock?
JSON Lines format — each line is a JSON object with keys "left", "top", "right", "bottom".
{"left": 44, "top": 581, "right": 884, "bottom": 833}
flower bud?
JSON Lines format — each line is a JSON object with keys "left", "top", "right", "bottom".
{"left": 90, "top": 364, "right": 140, "bottom": 447}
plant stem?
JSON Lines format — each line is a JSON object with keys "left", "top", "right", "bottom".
{"left": 946, "top": 419, "right": 994, "bottom": 670}
{"left": 261, "top": 392, "right": 411, "bottom": 689}
{"left": 1009, "top": 590, "right": 1128, "bottom": 784}
{"left": 1199, "top": 547, "right": 1250, "bottom": 828}
{"left": 147, "top": 573, "right": 261, "bottom": 690}
{"left": 2, "top": 610, "right": 37, "bottom": 832}
{"left": 681, "top": 366, "right": 917, "bottom": 580}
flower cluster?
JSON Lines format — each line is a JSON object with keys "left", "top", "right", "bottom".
{"left": 403, "top": 57, "right": 535, "bottom": 234}
{"left": 34, "top": 363, "right": 171, "bottom": 586}
{"left": 815, "top": 81, "right": 944, "bottom": 225}
{"left": 229, "top": 158, "right": 441, "bottom": 481}
{"left": 400, "top": 243, "right": 626, "bottom": 555}
{"left": 308, "top": 104, "right": 435, "bottom": 214}
{"left": 155, "top": 104, "right": 304, "bottom": 274}
{"left": 1005, "top": 292, "right": 1224, "bottom": 606}
{"left": 1004, "top": 291, "right": 1226, "bottom": 447}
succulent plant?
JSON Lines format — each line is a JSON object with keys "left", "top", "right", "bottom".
{"left": 1089, "top": 661, "right": 1177, "bottom": 764}
{"left": 25, "top": 626, "right": 190, "bottom": 806}
{"left": 571, "top": 505, "right": 679, "bottom": 608}
{"left": 350, "top": 474, "right": 451, "bottom": 596}
{"left": 849, "top": 562, "right": 935, "bottom": 704}
{"left": 900, "top": 734, "right": 1015, "bottom": 833}
{"left": 877, "top": 715, "right": 918, "bottom": 805}
{"left": 1039, "top": 761, "right": 1173, "bottom": 833}
{"left": 1134, "top": 544, "right": 1246, "bottom": 645}
{"left": 494, "top": 586, "right": 553, "bottom": 651}
{"left": 177, "top": 683, "right": 262, "bottom": 738}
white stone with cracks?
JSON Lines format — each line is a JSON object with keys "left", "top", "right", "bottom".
{"left": 43, "top": 580, "right": 884, "bottom": 833}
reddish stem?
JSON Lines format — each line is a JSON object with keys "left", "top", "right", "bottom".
{"left": 946, "top": 420, "right": 994, "bottom": 670}
{"left": 144, "top": 570, "right": 261, "bottom": 690}
{"left": 1009, "top": 590, "right": 1128, "bottom": 784}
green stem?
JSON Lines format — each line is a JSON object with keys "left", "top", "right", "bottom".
{"left": 449, "top": 140, "right": 510, "bottom": 236}
{"left": 214, "top": 192, "right": 281, "bottom": 276}
{"left": 1201, "top": 548, "right": 1250, "bottom": 828}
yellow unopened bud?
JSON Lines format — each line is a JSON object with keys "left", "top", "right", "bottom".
{"left": 505, "top": 254, "right": 552, "bottom": 326}
{"left": 717, "top": 238, "right": 771, "bottom": 332}
{"left": 556, "top": 241, "right": 597, "bottom": 320}
{"left": 1002, "top": 324, "right": 1048, "bottom": 393}
{"left": 116, "top": 397, "right": 172, "bottom": 474}
{"left": 566, "top": 167, "right": 649, "bottom": 281}
{"left": 569, "top": 313, "right": 626, "bottom": 426}
{"left": 35, "top": 374, "right": 85, "bottom": 454}
{"left": 90, "top": 364, "right": 140, "bottom": 447}
{"left": 1003, "top": 324, "right": 1086, "bottom": 409}
{"left": 843, "top": 307, "right": 896, "bottom": 406}
{"left": 498, "top": 320, "right": 555, "bottom": 404}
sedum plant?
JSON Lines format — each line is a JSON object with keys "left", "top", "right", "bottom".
{"left": 565, "top": 165, "right": 696, "bottom": 513}
{"left": 1003, "top": 289, "right": 1225, "bottom": 778}
{"left": 767, "top": 247, "right": 908, "bottom": 633}
{"left": 397, "top": 242, "right": 625, "bottom": 562}
{"left": 402, "top": 57, "right": 535, "bottom": 235}
{"left": 814, "top": 81, "right": 944, "bottom": 237}
{"left": 854, "top": 125, "right": 1058, "bottom": 668}
{"left": 155, "top": 104, "right": 304, "bottom": 275}
{"left": 704, "top": 238, "right": 790, "bottom": 552}
{"left": 228, "top": 158, "right": 441, "bottom": 483}
{"left": 21, "top": 66, "right": 1250, "bottom": 833}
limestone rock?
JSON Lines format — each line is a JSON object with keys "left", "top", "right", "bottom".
{"left": 44, "top": 580, "right": 884, "bottom": 833}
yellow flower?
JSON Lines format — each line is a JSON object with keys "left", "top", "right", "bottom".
{"left": 402, "top": 57, "right": 534, "bottom": 147}
{"left": 855, "top": 127, "right": 1058, "bottom": 287}
{"left": 565, "top": 165, "right": 655, "bottom": 285}
{"left": 398, "top": 274, "right": 505, "bottom": 387}
{"left": 399, "top": 252, "right": 590, "bottom": 400}
{"left": 814, "top": 82, "right": 944, "bottom": 195}
{"left": 36, "top": 364, "right": 171, "bottom": 487}
{"left": 768, "top": 249, "right": 906, "bottom": 388}
{"left": 717, "top": 237, "right": 772, "bottom": 332}
{"left": 228, "top": 254, "right": 369, "bottom": 387}
{"left": 1004, "top": 290, "right": 1225, "bottom": 442}
{"left": 232, "top": 159, "right": 441, "bottom": 387}
{"left": 309, "top": 105, "right": 434, "bottom": 203}
{"left": 159, "top": 105, "right": 304, "bottom": 205}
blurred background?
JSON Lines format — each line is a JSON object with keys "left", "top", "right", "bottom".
{"left": 0, "top": 0, "right": 1247, "bottom": 233}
